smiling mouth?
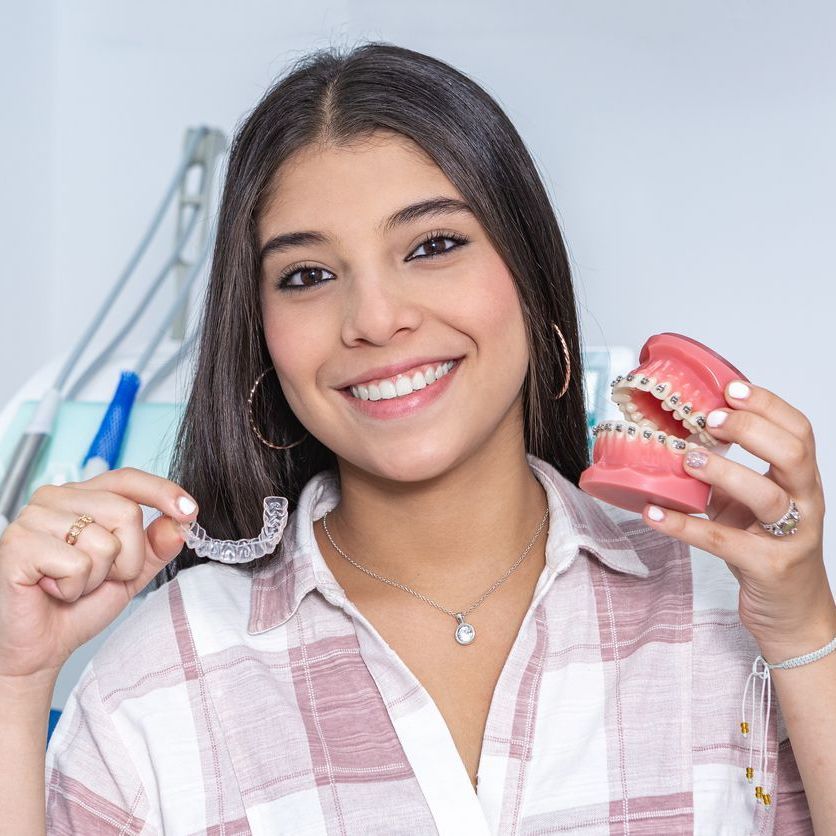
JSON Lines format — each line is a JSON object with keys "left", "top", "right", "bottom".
{"left": 342, "top": 359, "right": 460, "bottom": 401}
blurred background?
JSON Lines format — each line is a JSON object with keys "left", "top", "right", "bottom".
{"left": 1, "top": 1, "right": 834, "bottom": 716}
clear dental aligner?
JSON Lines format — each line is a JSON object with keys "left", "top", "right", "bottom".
{"left": 179, "top": 496, "right": 289, "bottom": 564}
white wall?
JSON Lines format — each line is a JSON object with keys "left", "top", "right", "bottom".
{"left": 1, "top": 2, "right": 55, "bottom": 402}
{"left": 2, "top": 2, "right": 834, "bottom": 661}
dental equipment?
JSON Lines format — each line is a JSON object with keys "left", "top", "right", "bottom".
{"left": 65, "top": 129, "right": 226, "bottom": 401}
{"left": 178, "top": 496, "right": 290, "bottom": 563}
{"left": 77, "top": 220, "right": 217, "bottom": 480}
{"left": 135, "top": 330, "right": 198, "bottom": 403}
{"left": 0, "top": 128, "right": 225, "bottom": 534}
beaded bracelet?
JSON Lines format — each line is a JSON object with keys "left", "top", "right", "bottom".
{"left": 739, "top": 632, "right": 836, "bottom": 808}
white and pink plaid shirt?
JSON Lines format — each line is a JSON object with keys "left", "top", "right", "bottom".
{"left": 45, "top": 454, "right": 813, "bottom": 834}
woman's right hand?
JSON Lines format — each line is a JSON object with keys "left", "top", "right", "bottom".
{"left": 0, "top": 467, "right": 199, "bottom": 682}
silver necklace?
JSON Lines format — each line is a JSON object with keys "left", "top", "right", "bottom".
{"left": 320, "top": 505, "right": 550, "bottom": 646}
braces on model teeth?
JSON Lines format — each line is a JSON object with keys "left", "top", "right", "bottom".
{"left": 591, "top": 371, "right": 718, "bottom": 452}
{"left": 179, "top": 496, "right": 289, "bottom": 564}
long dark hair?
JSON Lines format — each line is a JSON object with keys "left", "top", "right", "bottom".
{"left": 153, "top": 40, "right": 589, "bottom": 589}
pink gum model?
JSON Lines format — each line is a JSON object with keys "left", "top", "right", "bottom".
{"left": 579, "top": 332, "right": 750, "bottom": 514}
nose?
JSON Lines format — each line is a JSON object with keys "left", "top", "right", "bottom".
{"left": 340, "top": 269, "right": 423, "bottom": 346}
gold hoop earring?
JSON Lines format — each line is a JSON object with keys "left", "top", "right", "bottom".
{"left": 551, "top": 322, "right": 571, "bottom": 399}
{"left": 248, "top": 366, "right": 309, "bottom": 450}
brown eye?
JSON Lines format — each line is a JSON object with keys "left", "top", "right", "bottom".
{"left": 407, "top": 232, "right": 470, "bottom": 262}
{"left": 275, "top": 264, "right": 335, "bottom": 292}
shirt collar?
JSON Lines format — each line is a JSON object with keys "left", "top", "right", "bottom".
{"left": 247, "top": 453, "right": 650, "bottom": 635}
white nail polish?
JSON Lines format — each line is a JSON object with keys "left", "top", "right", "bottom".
{"left": 177, "top": 496, "right": 197, "bottom": 514}
{"left": 706, "top": 410, "right": 727, "bottom": 428}
{"left": 728, "top": 381, "right": 750, "bottom": 399}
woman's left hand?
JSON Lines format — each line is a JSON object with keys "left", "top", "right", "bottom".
{"left": 642, "top": 380, "right": 836, "bottom": 657}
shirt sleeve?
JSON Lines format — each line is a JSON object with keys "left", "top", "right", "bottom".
{"left": 774, "top": 735, "right": 814, "bottom": 834}
{"left": 44, "top": 660, "right": 159, "bottom": 834}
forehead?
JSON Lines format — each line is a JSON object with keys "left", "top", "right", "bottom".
{"left": 258, "top": 132, "right": 459, "bottom": 231}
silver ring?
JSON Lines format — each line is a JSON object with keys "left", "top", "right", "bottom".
{"left": 759, "top": 497, "right": 801, "bottom": 537}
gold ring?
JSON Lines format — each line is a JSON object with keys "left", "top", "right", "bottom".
{"left": 65, "top": 514, "right": 95, "bottom": 546}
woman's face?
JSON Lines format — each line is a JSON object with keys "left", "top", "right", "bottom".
{"left": 258, "top": 130, "right": 530, "bottom": 483}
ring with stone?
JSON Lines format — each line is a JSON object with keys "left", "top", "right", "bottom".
{"left": 759, "top": 498, "right": 801, "bottom": 537}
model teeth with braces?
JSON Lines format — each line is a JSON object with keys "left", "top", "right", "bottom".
{"left": 178, "top": 496, "right": 289, "bottom": 564}
{"left": 594, "top": 370, "right": 720, "bottom": 449}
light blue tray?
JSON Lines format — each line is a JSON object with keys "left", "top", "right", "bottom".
{"left": 0, "top": 401, "right": 184, "bottom": 502}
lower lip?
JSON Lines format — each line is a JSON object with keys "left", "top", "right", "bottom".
{"left": 338, "top": 360, "right": 462, "bottom": 420}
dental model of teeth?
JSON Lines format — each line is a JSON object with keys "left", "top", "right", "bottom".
{"left": 591, "top": 418, "right": 698, "bottom": 454}
{"left": 605, "top": 370, "right": 717, "bottom": 446}
{"left": 590, "top": 367, "right": 716, "bottom": 455}
{"left": 179, "top": 496, "right": 289, "bottom": 564}
{"left": 349, "top": 360, "right": 456, "bottom": 401}
{"left": 579, "top": 332, "right": 747, "bottom": 514}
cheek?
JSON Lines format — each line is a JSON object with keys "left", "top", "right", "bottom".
{"left": 465, "top": 262, "right": 529, "bottom": 367}
{"left": 260, "top": 305, "right": 320, "bottom": 403}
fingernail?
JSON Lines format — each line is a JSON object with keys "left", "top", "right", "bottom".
{"left": 706, "top": 410, "right": 727, "bottom": 428}
{"left": 727, "top": 380, "right": 750, "bottom": 400}
{"left": 685, "top": 449, "right": 709, "bottom": 468}
{"left": 177, "top": 496, "right": 197, "bottom": 515}
{"left": 647, "top": 505, "right": 666, "bottom": 522}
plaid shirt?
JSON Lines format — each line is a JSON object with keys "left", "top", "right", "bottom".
{"left": 45, "top": 454, "right": 813, "bottom": 834}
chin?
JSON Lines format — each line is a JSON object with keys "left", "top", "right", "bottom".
{"left": 341, "top": 439, "right": 468, "bottom": 485}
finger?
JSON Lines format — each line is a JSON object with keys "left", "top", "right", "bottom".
{"left": 66, "top": 467, "right": 199, "bottom": 522}
{"left": 29, "top": 482, "right": 157, "bottom": 529}
{"left": 723, "top": 381, "right": 816, "bottom": 449}
{"left": 642, "top": 502, "right": 766, "bottom": 575}
{"left": 4, "top": 524, "right": 95, "bottom": 602}
{"left": 124, "top": 514, "right": 188, "bottom": 599}
{"left": 14, "top": 503, "right": 138, "bottom": 589}
{"left": 27, "top": 485, "right": 150, "bottom": 583}
{"left": 700, "top": 407, "right": 817, "bottom": 496}
{"left": 682, "top": 446, "right": 805, "bottom": 537}
{"left": 704, "top": 482, "right": 757, "bottom": 530}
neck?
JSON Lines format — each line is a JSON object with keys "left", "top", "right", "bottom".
{"left": 317, "top": 429, "right": 549, "bottom": 601}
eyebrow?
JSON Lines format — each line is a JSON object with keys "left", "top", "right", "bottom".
{"left": 258, "top": 196, "right": 474, "bottom": 263}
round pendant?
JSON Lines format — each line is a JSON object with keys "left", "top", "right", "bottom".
{"left": 454, "top": 613, "right": 476, "bottom": 645}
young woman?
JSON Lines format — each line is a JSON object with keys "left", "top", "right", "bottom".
{"left": 1, "top": 42, "right": 832, "bottom": 834}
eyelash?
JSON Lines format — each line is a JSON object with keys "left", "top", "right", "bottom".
{"left": 273, "top": 229, "right": 471, "bottom": 292}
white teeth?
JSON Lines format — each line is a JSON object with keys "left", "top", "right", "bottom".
{"left": 348, "top": 360, "right": 455, "bottom": 400}
{"left": 593, "top": 419, "right": 704, "bottom": 453}
{"left": 673, "top": 401, "right": 692, "bottom": 422}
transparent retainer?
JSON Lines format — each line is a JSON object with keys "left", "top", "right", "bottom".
{"left": 178, "top": 496, "right": 289, "bottom": 564}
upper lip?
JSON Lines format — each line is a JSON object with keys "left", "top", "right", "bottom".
{"left": 337, "top": 356, "right": 462, "bottom": 389}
